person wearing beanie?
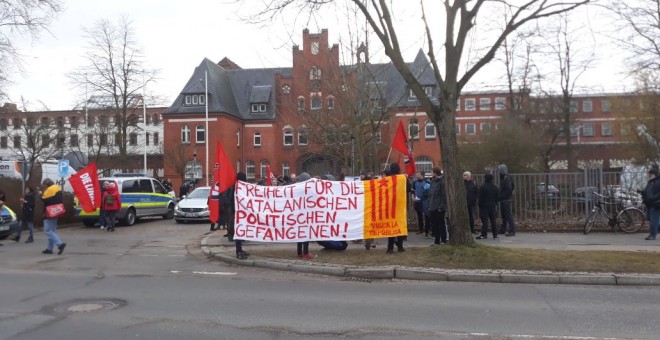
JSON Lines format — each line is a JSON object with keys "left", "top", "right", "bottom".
{"left": 427, "top": 167, "right": 448, "bottom": 245}
{"left": 229, "top": 172, "right": 250, "bottom": 259}
{"left": 476, "top": 173, "right": 500, "bottom": 239}
{"left": 386, "top": 162, "right": 406, "bottom": 253}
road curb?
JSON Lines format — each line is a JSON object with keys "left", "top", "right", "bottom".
{"left": 200, "top": 235, "right": 660, "bottom": 286}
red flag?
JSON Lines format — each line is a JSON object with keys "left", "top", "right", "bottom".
{"left": 68, "top": 162, "right": 101, "bottom": 213}
{"left": 216, "top": 140, "right": 236, "bottom": 193}
{"left": 209, "top": 167, "right": 221, "bottom": 224}
{"left": 265, "top": 164, "right": 273, "bottom": 186}
{"left": 391, "top": 121, "right": 417, "bottom": 176}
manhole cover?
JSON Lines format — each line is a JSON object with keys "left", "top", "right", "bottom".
{"left": 46, "top": 299, "right": 126, "bottom": 315}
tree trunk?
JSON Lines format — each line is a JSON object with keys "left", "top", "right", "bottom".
{"left": 437, "top": 109, "right": 474, "bottom": 246}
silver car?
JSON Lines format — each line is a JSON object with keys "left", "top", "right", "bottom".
{"left": 174, "top": 186, "right": 211, "bottom": 223}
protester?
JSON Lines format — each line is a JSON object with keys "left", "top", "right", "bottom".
{"left": 0, "top": 190, "right": 5, "bottom": 246}
{"left": 99, "top": 181, "right": 109, "bottom": 230}
{"left": 413, "top": 172, "right": 429, "bottom": 234}
{"left": 231, "top": 172, "right": 250, "bottom": 259}
{"left": 39, "top": 178, "right": 66, "bottom": 255}
{"left": 102, "top": 181, "right": 121, "bottom": 232}
{"left": 361, "top": 171, "right": 377, "bottom": 250}
{"left": 476, "top": 173, "right": 500, "bottom": 239}
{"left": 317, "top": 241, "right": 348, "bottom": 251}
{"left": 386, "top": 163, "right": 406, "bottom": 253}
{"left": 428, "top": 166, "right": 448, "bottom": 245}
{"left": 463, "top": 171, "right": 479, "bottom": 234}
{"left": 14, "top": 187, "right": 36, "bottom": 243}
{"left": 642, "top": 167, "right": 660, "bottom": 241}
{"left": 295, "top": 172, "right": 317, "bottom": 259}
{"left": 498, "top": 164, "right": 516, "bottom": 236}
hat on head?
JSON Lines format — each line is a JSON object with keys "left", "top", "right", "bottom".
{"left": 389, "top": 162, "right": 401, "bottom": 175}
{"left": 649, "top": 168, "right": 659, "bottom": 176}
{"left": 463, "top": 171, "right": 471, "bottom": 177}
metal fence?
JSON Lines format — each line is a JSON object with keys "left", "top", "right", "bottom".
{"left": 467, "top": 169, "right": 648, "bottom": 229}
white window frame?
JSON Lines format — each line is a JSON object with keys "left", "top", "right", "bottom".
{"left": 570, "top": 100, "right": 578, "bottom": 113}
{"left": 466, "top": 123, "right": 476, "bottom": 135}
{"left": 246, "top": 161, "right": 256, "bottom": 180}
{"left": 327, "top": 96, "right": 335, "bottom": 110}
{"left": 456, "top": 124, "right": 461, "bottom": 135}
{"left": 424, "top": 86, "right": 434, "bottom": 98}
{"left": 582, "top": 100, "right": 593, "bottom": 113}
{"left": 582, "top": 123, "right": 595, "bottom": 137}
{"left": 260, "top": 160, "right": 268, "bottom": 179}
{"left": 253, "top": 132, "right": 261, "bottom": 146}
{"left": 192, "top": 95, "right": 199, "bottom": 105}
{"left": 311, "top": 96, "right": 322, "bottom": 110}
{"left": 297, "top": 97, "right": 305, "bottom": 111}
{"left": 602, "top": 99, "right": 612, "bottom": 112}
{"left": 601, "top": 123, "right": 613, "bottom": 136}
{"left": 425, "top": 121, "right": 436, "bottom": 139}
{"left": 456, "top": 98, "right": 461, "bottom": 111}
{"left": 495, "top": 97, "right": 506, "bottom": 110}
{"left": 409, "top": 120, "right": 419, "bottom": 140}
{"left": 416, "top": 156, "right": 433, "bottom": 176}
{"left": 184, "top": 95, "right": 191, "bottom": 105}
{"left": 283, "top": 130, "right": 294, "bottom": 146}
{"left": 480, "top": 122, "right": 492, "bottom": 134}
{"left": 298, "top": 129, "right": 308, "bottom": 145}
{"left": 479, "top": 98, "right": 491, "bottom": 111}
{"left": 282, "top": 161, "right": 290, "bottom": 176}
{"left": 196, "top": 124, "right": 205, "bottom": 144}
{"left": 465, "top": 98, "right": 476, "bottom": 111}
{"left": 181, "top": 125, "right": 190, "bottom": 144}
{"left": 408, "top": 89, "right": 416, "bottom": 100}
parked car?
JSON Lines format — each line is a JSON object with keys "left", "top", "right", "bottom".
{"left": 529, "top": 183, "right": 561, "bottom": 209}
{"left": 174, "top": 186, "right": 211, "bottom": 223}
{"left": 0, "top": 205, "right": 18, "bottom": 240}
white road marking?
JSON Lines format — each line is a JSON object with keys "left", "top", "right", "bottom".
{"left": 192, "top": 271, "right": 237, "bottom": 276}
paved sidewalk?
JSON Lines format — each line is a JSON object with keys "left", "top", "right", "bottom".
{"left": 200, "top": 230, "right": 660, "bottom": 286}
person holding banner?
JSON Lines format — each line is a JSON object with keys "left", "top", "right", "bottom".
{"left": 386, "top": 163, "right": 406, "bottom": 254}
{"left": 295, "top": 172, "right": 317, "bottom": 259}
{"left": 38, "top": 178, "right": 66, "bottom": 255}
{"left": 232, "top": 172, "right": 249, "bottom": 259}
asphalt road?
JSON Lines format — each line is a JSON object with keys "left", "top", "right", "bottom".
{"left": 1, "top": 218, "right": 658, "bottom": 339}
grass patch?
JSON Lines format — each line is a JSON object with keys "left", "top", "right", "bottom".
{"left": 252, "top": 244, "right": 660, "bottom": 274}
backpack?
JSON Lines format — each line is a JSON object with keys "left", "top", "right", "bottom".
{"left": 105, "top": 193, "right": 115, "bottom": 205}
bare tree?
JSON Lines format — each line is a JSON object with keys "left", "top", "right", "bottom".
{"left": 163, "top": 141, "right": 192, "bottom": 184}
{"left": 610, "top": 0, "right": 660, "bottom": 74}
{"left": 252, "top": 0, "right": 591, "bottom": 245}
{"left": 0, "top": 0, "right": 62, "bottom": 97}
{"left": 68, "top": 16, "right": 157, "bottom": 166}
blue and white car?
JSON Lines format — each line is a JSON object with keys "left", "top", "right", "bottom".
{"left": 0, "top": 205, "right": 19, "bottom": 240}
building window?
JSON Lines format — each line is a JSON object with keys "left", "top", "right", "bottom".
{"left": 70, "top": 116, "right": 79, "bottom": 128}
{"left": 145, "top": 133, "right": 150, "bottom": 146}
{"left": 480, "top": 123, "right": 492, "bottom": 134}
{"left": 41, "top": 134, "right": 50, "bottom": 147}
{"left": 375, "top": 129, "right": 382, "bottom": 144}
{"left": 86, "top": 116, "right": 94, "bottom": 127}
{"left": 282, "top": 161, "right": 290, "bottom": 176}
{"left": 196, "top": 124, "right": 205, "bottom": 144}
{"left": 298, "top": 128, "right": 308, "bottom": 145}
{"left": 409, "top": 119, "right": 419, "bottom": 140}
{"left": 181, "top": 125, "right": 190, "bottom": 144}
{"left": 424, "top": 86, "right": 434, "bottom": 98}
{"left": 621, "top": 124, "right": 632, "bottom": 136}
{"left": 601, "top": 123, "right": 613, "bottom": 136}
{"left": 99, "top": 116, "right": 108, "bottom": 127}
{"left": 602, "top": 99, "right": 612, "bottom": 112}
{"left": 13, "top": 135, "right": 20, "bottom": 148}
{"left": 495, "top": 97, "right": 506, "bottom": 110}
{"left": 127, "top": 115, "right": 139, "bottom": 126}
{"left": 40, "top": 117, "right": 49, "bottom": 127}
{"left": 408, "top": 89, "right": 417, "bottom": 100}
{"left": 260, "top": 160, "right": 268, "bottom": 180}
{"left": 251, "top": 103, "right": 267, "bottom": 112}
{"left": 479, "top": 98, "right": 491, "bottom": 111}
{"left": 87, "top": 134, "right": 93, "bottom": 146}
{"left": 327, "top": 96, "right": 334, "bottom": 110}
{"left": 465, "top": 98, "right": 476, "bottom": 111}
{"left": 425, "top": 121, "right": 436, "bottom": 139}
{"left": 569, "top": 100, "right": 578, "bottom": 113}
{"left": 456, "top": 124, "right": 461, "bottom": 135}
{"left": 152, "top": 114, "right": 160, "bottom": 125}
{"left": 236, "top": 130, "right": 240, "bottom": 147}
{"left": 129, "top": 133, "right": 138, "bottom": 146}
{"left": 283, "top": 130, "right": 294, "bottom": 146}
{"left": 311, "top": 96, "right": 322, "bottom": 110}
{"left": 0, "top": 119, "right": 7, "bottom": 130}
{"left": 297, "top": 97, "right": 305, "bottom": 112}
{"left": 115, "top": 133, "right": 121, "bottom": 146}
{"left": 246, "top": 161, "right": 256, "bottom": 180}
{"left": 310, "top": 66, "right": 321, "bottom": 80}
{"left": 56, "top": 134, "right": 65, "bottom": 148}
{"left": 0, "top": 136, "right": 7, "bottom": 148}
{"left": 13, "top": 118, "right": 21, "bottom": 129}
{"left": 466, "top": 123, "right": 476, "bottom": 134}
{"left": 582, "top": 123, "right": 595, "bottom": 137}
{"left": 153, "top": 132, "right": 159, "bottom": 145}
{"left": 56, "top": 116, "right": 65, "bottom": 128}
{"left": 582, "top": 100, "right": 593, "bottom": 113}
{"left": 416, "top": 156, "right": 433, "bottom": 175}
{"left": 184, "top": 94, "right": 205, "bottom": 106}
{"left": 253, "top": 132, "right": 261, "bottom": 146}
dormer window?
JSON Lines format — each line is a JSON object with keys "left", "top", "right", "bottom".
{"left": 184, "top": 94, "right": 206, "bottom": 106}
{"left": 251, "top": 103, "right": 268, "bottom": 113}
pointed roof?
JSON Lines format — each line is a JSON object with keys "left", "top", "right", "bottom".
{"left": 218, "top": 57, "right": 242, "bottom": 70}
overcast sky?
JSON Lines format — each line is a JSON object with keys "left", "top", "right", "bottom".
{"left": 6, "top": 0, "right": 633, "bottom": 111}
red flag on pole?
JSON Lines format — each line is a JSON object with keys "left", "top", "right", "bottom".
{"left": 391, "top": 121, "right": 417, "bottom": 176}
{"left": 265, "top": 164, "right": 273, "bottom": 186}
{"left": 209, "top": 140, "right": 237, "bottom": 224}
{"left": 68, "top": 162, "right": 101, "bottom": 213}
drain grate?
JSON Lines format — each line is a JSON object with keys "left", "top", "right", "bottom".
{"left": 46, "top": 299, "right": 126, "bottom": 315}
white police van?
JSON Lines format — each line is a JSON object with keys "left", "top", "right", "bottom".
{"left": 76, "top": 175, "right": 175, "bottom": 227}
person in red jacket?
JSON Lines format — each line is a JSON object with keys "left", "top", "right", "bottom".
{"left": 101, "top": 181, "right": 121, "bottom": 232}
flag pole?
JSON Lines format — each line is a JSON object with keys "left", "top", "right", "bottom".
{"left": 205, "top": 70, "right": 209, "bottom": 186}
{"left": 384, "top": 146, "right": 392, "bottom": 170}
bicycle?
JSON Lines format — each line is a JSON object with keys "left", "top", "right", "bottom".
{"left": 583, "top": 192, "right": 646, "bottom": 234}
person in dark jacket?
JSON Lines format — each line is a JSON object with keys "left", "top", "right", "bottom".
{"left": 412, "top": 172, "right": 429, "bottom": 234}
{"left": 102, "top": 181, "right": 121, "bottom": 232}
{"left": 476, "top": 173, "right": 500, "bottom": 239}
{"left": 642, "top": 167, "right": 660, "bottom": 240}
{"left": 463, "top": 171, "right": 479, "bottom": 234}
{"left": 38, "top": 178, "right": 66, "bottom": 255}
{"left": 295, "top": 172, "right": 317, "bottom": 259}
{"left": 427, "top": 167, "right": 448, "bottom": 245}
{"left": 231, "top": 172, "right": 250, "bottom": 259}
{"left": 386, "top": 163, "right": 406, "bottom": 253}
{"left": 498, "top": 164, "right": 516, "bottom": 236}
{"left": 15, "top": 187, "right": 36, "bottom": 243}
